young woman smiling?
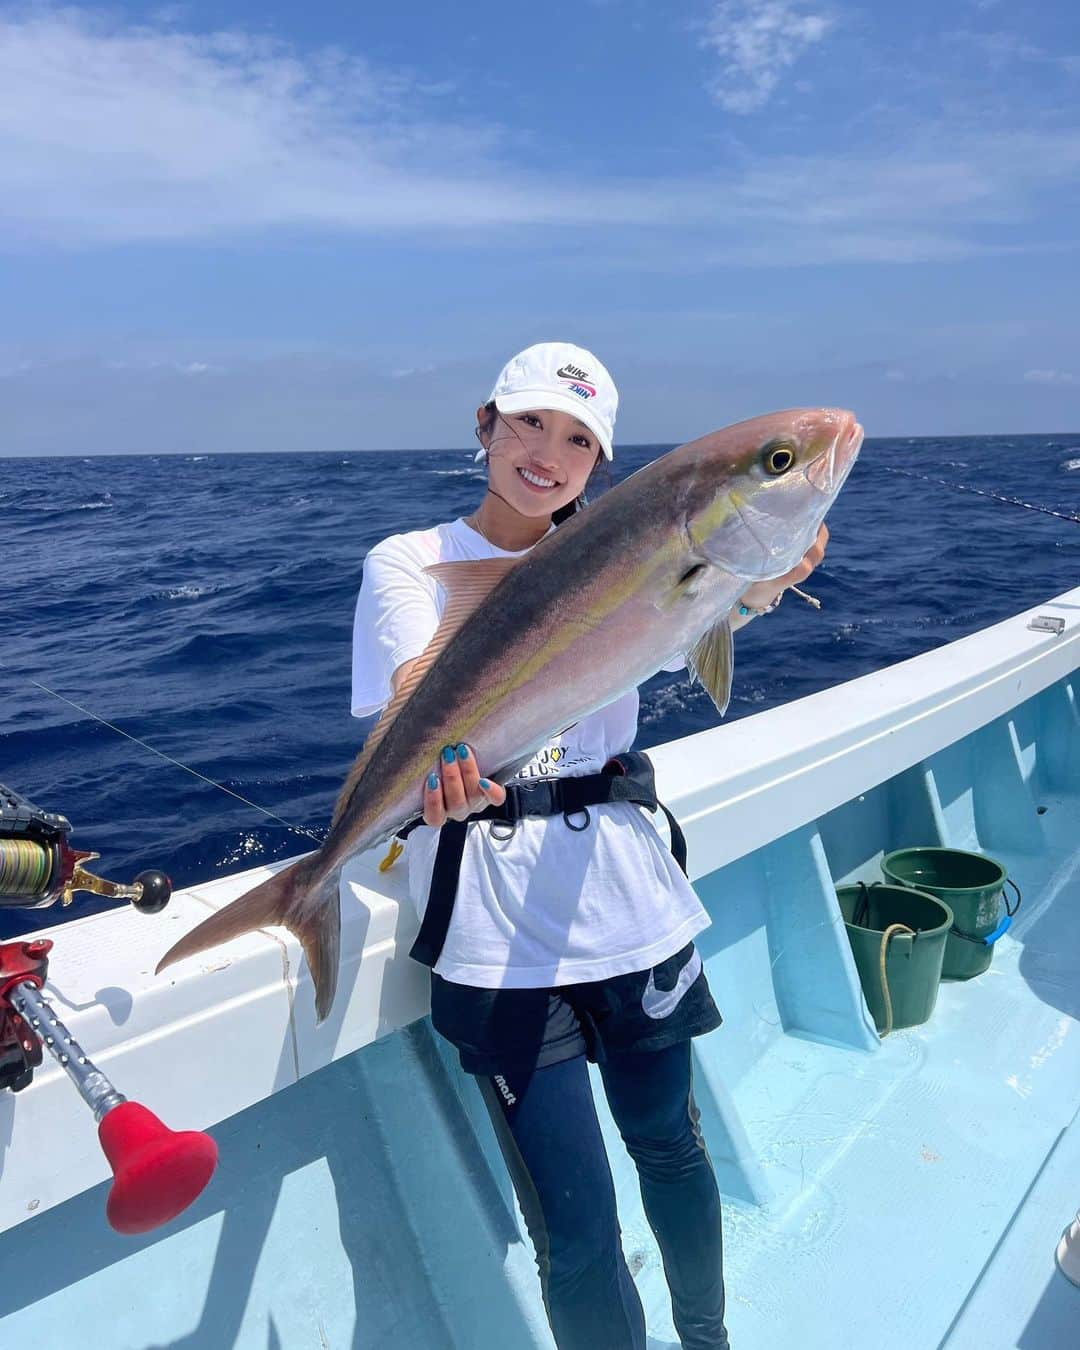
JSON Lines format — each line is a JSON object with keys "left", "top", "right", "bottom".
{"left": 351, "top": 342, "right": 828, "bottom": 1350}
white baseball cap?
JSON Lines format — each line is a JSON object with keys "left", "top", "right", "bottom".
{"left": 484, "top": 341, "right": 618, "bottom": 460}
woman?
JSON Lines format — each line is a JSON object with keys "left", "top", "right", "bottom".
{"left": 351, "top": 342, "right": 828, "bottom": 1350}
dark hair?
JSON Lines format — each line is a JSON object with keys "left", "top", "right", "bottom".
{"left": 476, "top": 401, "right": 611, "bottom": 525}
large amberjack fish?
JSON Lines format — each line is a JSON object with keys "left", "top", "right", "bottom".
{"left": 157, "top": 408, "right": 863, "bottom": 1019}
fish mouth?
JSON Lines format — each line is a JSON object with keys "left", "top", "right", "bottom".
{"left": 806, "top": 416, "right": 863, "bottom": 495}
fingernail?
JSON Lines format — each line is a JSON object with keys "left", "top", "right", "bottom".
{"left": 478, "top": 778, "right": 491, "bottom": 790}
{"left": 428, "top": 773, "right": 439, "bottom": 790}
{"left": 442, "top": 745, "right": 455, "bottom": 763}
{"left": 457, "top": 743, "right": 469, "bottom": 760}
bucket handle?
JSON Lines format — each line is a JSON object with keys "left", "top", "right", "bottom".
{"left": 852, "top": 880, "right": 925, "bottom": 940}
{"left": 951, "top": 877, "right": 1022, "bottom": 946}
{"left": 853, "top": 880, "right": 910, "bottom": 932}
{"left": 853, "top": 881, "right": 875, "bottom": 929}
{"left": 980, "top": 916, "right": 1012, "bottom": 945}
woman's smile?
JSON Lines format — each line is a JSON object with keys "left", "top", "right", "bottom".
{"left": 516, "top": 464, "right": 561, "bottom": 492}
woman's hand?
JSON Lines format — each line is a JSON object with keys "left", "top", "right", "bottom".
{"left": 737, "top": 521, "right": 829, "bottom": 612}
{"left": 423, "top": 743, "right": 508, "bottom": 827}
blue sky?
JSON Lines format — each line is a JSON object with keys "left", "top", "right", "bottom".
{"left": 2, "top": 0, "right": 1079, "bottom": 453}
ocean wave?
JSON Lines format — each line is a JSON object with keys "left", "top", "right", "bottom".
{"left": 146, "top": 628, "right": 274, "bottom": 672}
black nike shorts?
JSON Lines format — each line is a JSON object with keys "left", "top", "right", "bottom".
{"left": 429, "top": 942, "right": 722, "bottom": 1076}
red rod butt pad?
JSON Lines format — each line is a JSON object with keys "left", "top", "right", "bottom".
{"left": 98, "top": 1101, "right": 218, "bottom": 1235}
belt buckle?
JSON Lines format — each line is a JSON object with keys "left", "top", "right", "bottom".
{"left": 515, "top": 780, "right": 558, "bottom": 819}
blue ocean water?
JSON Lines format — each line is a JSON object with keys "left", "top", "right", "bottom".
{"left": 2, "top": 435, "right": 1077, "bottom": 935}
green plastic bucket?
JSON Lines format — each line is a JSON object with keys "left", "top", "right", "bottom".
{"left": 880, "top": 847, "right": 1022, "bottom": 980}
{"left": 836, "top": 882, "right": 953, "bottom": 1035}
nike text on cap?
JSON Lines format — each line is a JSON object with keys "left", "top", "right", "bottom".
{"left": 487, "top": 342, "right": 618, "bottom": 460}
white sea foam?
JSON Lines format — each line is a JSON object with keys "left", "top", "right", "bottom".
{"left": 160, "top": 582, "right": 219, "bottom": 600}
{"left": 1061, "top": 458, "right": 1080, "bottom": 472}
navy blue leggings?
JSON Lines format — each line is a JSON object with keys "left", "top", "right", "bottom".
{"left": 477, "top": 1041, "right": 730, "bottom": 1350}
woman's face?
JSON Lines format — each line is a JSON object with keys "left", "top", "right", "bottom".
{"left": 479, "top": 406, "right": 600, "bottom": 517}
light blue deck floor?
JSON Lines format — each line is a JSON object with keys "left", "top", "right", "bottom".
{"left": 705, "top": 819, "right": 1080, "bottom": 1349}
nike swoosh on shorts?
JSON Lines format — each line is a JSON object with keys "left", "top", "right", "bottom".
{"left": 640, "top": 948, "right": 703, "bottom": 1020}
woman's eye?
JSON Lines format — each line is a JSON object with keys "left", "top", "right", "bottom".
{"left": 519, "top": 414, "right": 541, "bottom": 428}
{"left": 572, "top": 436, "right": 592, "bottom": 449}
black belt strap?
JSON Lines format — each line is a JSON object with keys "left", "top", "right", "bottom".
{"left": 405, "top": 751, "right": 687, "bottom": 969}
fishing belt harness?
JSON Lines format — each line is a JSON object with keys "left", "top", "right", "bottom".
{"left": 398, "top": 750, "right": 688, "bottom": 969}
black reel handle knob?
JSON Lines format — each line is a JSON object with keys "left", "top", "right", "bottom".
{"left": 131, "top": 871, "right": 172, "bottom": 914}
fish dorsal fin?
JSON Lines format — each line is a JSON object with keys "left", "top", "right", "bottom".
{"left": 423, "top": 557, "right": 521, "bottom": 616}
{"left": 687, "top": 615, "right": 735, "bottom": 717}
{"left": 331, "top": 556, "right": 520, "bottom": 828}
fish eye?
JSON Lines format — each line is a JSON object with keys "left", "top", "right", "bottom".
{"left": 763, "top": 442, "right": 796, "bottom": 476}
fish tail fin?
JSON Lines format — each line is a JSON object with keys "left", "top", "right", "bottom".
{"left": 155, "top": 857, "right": 342, "bottom": 1023}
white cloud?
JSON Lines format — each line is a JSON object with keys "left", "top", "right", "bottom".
{"left": 0, "top": 8, "right": 589, "bottom": 243}
{"left": 946, "top": 28, "right": 1080, "bottom": 77}
{"left": 2, "top": 7, "right": 1080, "bottom": 270}
{"left": 700, "top": 1, "right": 833, "bottom": 114}
{"left": 1023, "top": 369, "right": 1078, "bottom": 386}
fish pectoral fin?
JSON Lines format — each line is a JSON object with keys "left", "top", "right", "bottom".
{"left": 687, "top": 616, "right": 735, "bottom": 717}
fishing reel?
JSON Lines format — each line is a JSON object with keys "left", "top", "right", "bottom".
{"left": 0, "top": 781, "right": 171, "bottom": 913}
{"left": 0, "top": 784, "right": 216, "bottom": 1233}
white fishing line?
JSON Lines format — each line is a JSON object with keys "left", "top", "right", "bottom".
{"left": 881, "top": 465, "right": 1080, "bottom": 524}
{"left": 0, "top": 659, "right": 326, "bottom": 845}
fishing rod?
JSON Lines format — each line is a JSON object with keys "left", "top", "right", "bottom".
{"left": 880, "top": 465, "right": 1080, "bottom": 525}
{"left": 0, "top": 781, "right": 218, "bottom": 1234}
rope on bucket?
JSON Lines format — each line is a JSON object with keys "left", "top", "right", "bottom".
{"left": 853, "top": 882, "right": 917, "bottom": 1039}
{"left": 878, "top": 922, "right": 916, "bottom": 1038}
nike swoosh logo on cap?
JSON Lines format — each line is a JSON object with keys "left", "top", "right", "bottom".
{"left": 641, "top": 947, "right": 703, "bottom": 1020}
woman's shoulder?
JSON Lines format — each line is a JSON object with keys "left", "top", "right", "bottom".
{"left": 366, "top": 518, "right": 467, "bottom": 568}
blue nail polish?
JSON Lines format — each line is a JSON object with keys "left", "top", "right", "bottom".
{"left": 428, "top": 773, "right": 439, "bottom": 790}
{"left": 457, "top": 743, "right": 469, "bottom": 760}
{"left": 479, "top": 778, "right": 491, "bottom": 790}
{"left": 442, "top": 745, "right": 454, "bottom": 763}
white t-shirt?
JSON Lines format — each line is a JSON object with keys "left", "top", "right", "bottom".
{"left": 350, "top": 516, "right": 710, "bottom": 989}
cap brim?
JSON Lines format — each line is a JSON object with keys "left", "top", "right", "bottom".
{"left": 494, "top": 391, "right": 613, "bottom": 459}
